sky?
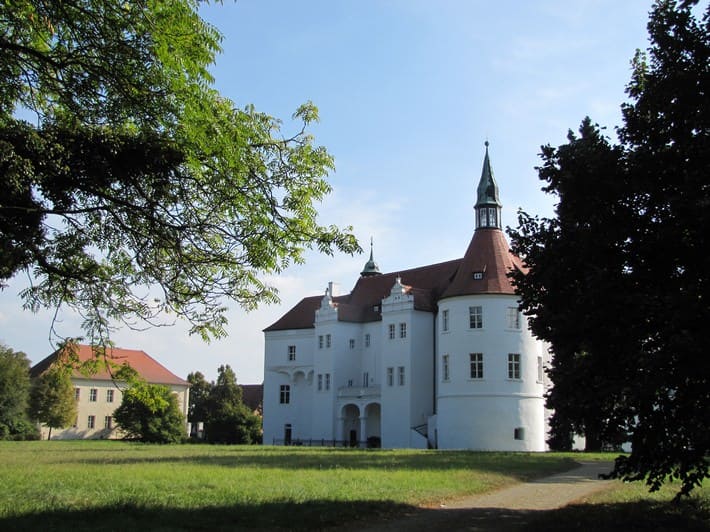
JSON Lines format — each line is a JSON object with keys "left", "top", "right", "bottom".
{"left": 0, "top": 0, "right": 655, "bottom": 384}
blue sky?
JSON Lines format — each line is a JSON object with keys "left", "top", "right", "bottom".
{"left": 0, "top": 0, "right": 654, "bottom": 383}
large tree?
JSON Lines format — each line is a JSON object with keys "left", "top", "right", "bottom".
{"left": 0, "top": 1, "right": 359, "bottom": 343}
{"left": 0, "top": 343, "right": 38, "bottom": 440}
{"left": 28, "top": 364, "right": 77, "bottom": 440}
{"left": 113, "top": 381, "right": 185, "bottom": 443}
{"left": 203, "top": 364, "right": 261, "bottom": 444}
{"left": 509, "top": 0, "right": 709, "bottom": 497}
{"left": 186, "top": 370, "right": 212, "bottom": 429}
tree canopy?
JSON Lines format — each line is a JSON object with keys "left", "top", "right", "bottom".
{"left": 28, "top": 364, "right": 77, "bottom": 440}
{"left": 0, "top": 343, "right": 38, "bottom": 440}
{"left": 202, "top": 364, "right": 261, "bottom": 444}
{"left": 0, "top": 0, "right": 359, "bottom": 343}
{"left": 509, "top": 0, "right": 709, "bottom": 497}
{"left": 113, "top": 380, "right": 185, "bottom": 443}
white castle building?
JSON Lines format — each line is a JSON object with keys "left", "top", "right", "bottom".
{"left": 263, "top": 144, "right": 551, "bottom": 450}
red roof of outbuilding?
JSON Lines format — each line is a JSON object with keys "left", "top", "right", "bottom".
{"left": 30, "top": 344, "right": 189, "bottom": 386}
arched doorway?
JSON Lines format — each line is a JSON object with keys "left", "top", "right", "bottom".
{"left": 364, "top": 402, "right": 381, "bottom": 448}
{"left": 341, "top": 404, "right": 360, "bottom": 446}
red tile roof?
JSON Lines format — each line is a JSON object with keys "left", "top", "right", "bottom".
{"left": 440, "top": 228, "right": 526, "bottom": 299}
{"left": 30, "top": 344, "right": 189, "bottom": 387}
{"left": 264, "top": 228, "right": 526, "bottom": 332}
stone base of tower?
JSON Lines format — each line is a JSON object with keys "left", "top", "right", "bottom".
{"left": 436, "top": 395, "right": 546, "bottom": 451}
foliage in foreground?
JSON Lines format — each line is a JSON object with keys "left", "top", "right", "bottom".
{"left": 28, "top": 364, "right": 77, "bottom": 440}
{"left": 0, "top": 0, "right": 359, "bottom": 344}
{"left": 508, "top": 0, "right": 709, "bottom": 497}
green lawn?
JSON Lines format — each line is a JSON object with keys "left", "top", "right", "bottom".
{"left": 0, "top": 441, "right": 577, "bottom": 530}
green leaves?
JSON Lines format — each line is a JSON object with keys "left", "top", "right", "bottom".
{"left": 0, "top": 0, "right": 359, "bottom": 343}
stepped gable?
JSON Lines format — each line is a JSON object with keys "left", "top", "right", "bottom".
{"left": 264, "top": 259, "right": 461, "bottom": 331}
{"left": 440, "top": 228, "right": 526, "bottom": 299}
{"left": 30, "top": 344, "right": 188, "bottom": 386}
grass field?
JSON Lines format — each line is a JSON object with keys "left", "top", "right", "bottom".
{"left": 0, "top": 441, "right": 576, "bottom": 530}
{"left": 0, "top": 441, "right": 706, "bottom": 531}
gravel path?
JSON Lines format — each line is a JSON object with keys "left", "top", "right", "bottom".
{"left": 344, "top": 461, "right": 616, "bottom": 531}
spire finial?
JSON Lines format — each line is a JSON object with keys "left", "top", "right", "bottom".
{"left": 360, "top": 236, "right": 381, "bottom": 277}
{"left": 484, "top": 139, "right": 489, "bottom": 148}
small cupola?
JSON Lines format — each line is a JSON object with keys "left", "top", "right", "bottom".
{"left": 475, "top": 141, "right": 502, "bottom": 230}
{"left": 360, "top": 238, "right": 381, "bottom": 277}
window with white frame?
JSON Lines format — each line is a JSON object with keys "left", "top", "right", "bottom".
{"left": 506, "top": 307, "right": 521, "bottom": 329}
{"left": 318, "top": 335, "right": 323, "bottom": 349}
{"left": 349, "top": 338, "right": 355, "bottom": 349}
{"left": 442, "top": 354, "right": 450, "bottom": 381}
{"left": 469, "top": 306, "right": 483, "bottom": 329}
{"left": 363, "top": 372, "right": 369, "bottom": 387}
{"left": 87, "top": 415, "right": 95, "bottom": 429}
{"left": 106, "top": 389, "right": 114, "bottom": 403}
{"left": 325, "top": 373, "right": 331, "bottom": 391}
{"left": 326, "top": 334, "right": 331, "bottom": 348}
{"left": 399, "top": 322, "right": 407, "bottom": 339}
{"left": 537, "top": 356, "right": 544, "bottom": 382}
{"left": 365, "top": 333, "right": 371, "bottom": 347}
{"left": 89, "top": 388, "right": 97, "bottom": 402}
{"left": 514, "top": 427, "right": 525, "bottom": 440}
{"left": 279, "top": 385, "right": 290, "bottom": 404}
{"left": 388, "top": 323, "right": 395, "bottom": 339}
{"left": 508, "top": 353, "right": 521, "bottom": 379}
{"left": 104, "top": 416, "right": 112, "bottom": 429}
{"left": 317, "top": 374, "right": 323, "bottom": 391}
{"left": 288, "top": 345, "right": 296, "bottom": 361}
{"left": 470, "top": 352, "right": 483, "bottom": 379}
{"left": 442, "top": 309, "right": 449, "bottom": 332}
{"left": 74, "top": 388, "right": 80, "bottom": 401}
{"left": 398, "top": 366, "right": 405, "bottom": 386}
{"left": 387, "top": 367, "right": 394, "bottom": 386}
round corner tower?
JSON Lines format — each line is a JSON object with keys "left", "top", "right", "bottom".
{"left": 434, "top": 142, "right": 548, "bottom": 451}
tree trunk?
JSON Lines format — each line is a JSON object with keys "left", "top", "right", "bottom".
{"left": 47, "top": 426, "right": 52, "bottom": 440}
{"left": 584, "top": 426, "right": 602, "bottom": 452}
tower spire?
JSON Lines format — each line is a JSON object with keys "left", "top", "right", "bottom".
{"left": 475, "top": 141, "right": 502, "bottom": 230}
{"left": 360, "top": 237, "right": 381, "bottom": 277}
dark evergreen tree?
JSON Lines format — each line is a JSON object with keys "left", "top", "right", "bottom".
{"left": 204, "top": 365, "right": 261, "bottom": 444}
{"left": 509, "top": 0, "right": 709, "bottom": 497}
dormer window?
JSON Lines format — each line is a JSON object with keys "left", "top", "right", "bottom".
{"left": 473, "top": 271, "right": 484, "bottom": 280}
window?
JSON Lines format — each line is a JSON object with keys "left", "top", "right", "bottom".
{"left": 325, "top": 373, "right": 331, "bottom": 391}
{"left": 318, "top": 335, "right": 323, "bottom": 349}
{"left": 442, "top": 309, "right": 449, "bottom": 332}
{"left": 488, "top": 207, "right": 498, "bottom": 227}
{"left": 317, "top": 374, "right": 323, "bottom": 391}
{"left": 349, "top": 338, "right": 355, "bottom": 349}
{"left": 74, "top": 388, "right": 80, "bottom": 401}
{"left": 506, "top": 307, "right": 521, "bottom": 329}
{"left": 365, "top": 333, "right": 371, "bottom": 347}
{"left": 362, "top": 372, "right": 369, "bottom": 387}
{"left": 508, "top": 353, "right": 521, "bottom": 379}
{"left": 470, "top": 353, "right": 483, "bottom": 379}
{"left": 399, "top": 322, "right": 407, "bottom": 339}
{"left": 104, "top": 416, "right": 112, "bottom": 429}
{"left": 106, "top": 389, "right": 114, "bottom": 403}
{"left": 398, "top": 366, "right": 405, "bottom": 386}
{"left": 387, "top": 367, "right": 394, "bottom": 386}
{"left": 473, "top": 271, "right": 484, "bottom": 280}
{"left": 388, "top": 323, "right": 395, "bottom": 339}
{"left": 537, "top": 356, "right": 544, "bottom": 383}
{"left": 442, "top": 354, "right": 450, "bottom": 381}
{"left": 89, "top": 388, "right": 97, "bottom": 402}
{"left": 279, "top": 385, "right": 290, "bottom": 404}
{"left": 288, "top": 345, "right": 296, "bottom": 361}
{"left": 326, "top": 334, "right": 331, "bottom": 348}
{"left": 87, "top": 415, "right": 95, "bottom": 429}
{"left": 469, "top": 306, "right": 483, "bottom": 329}
{"left": 514, "top": 427, "right": 525, "bottom": 440}
{"left": 284, "top": 424, "right": 292, "bottom": 445}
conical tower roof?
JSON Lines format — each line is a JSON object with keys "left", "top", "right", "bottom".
{"left": 476, "top": 141, "right": 502, "bottom": 208}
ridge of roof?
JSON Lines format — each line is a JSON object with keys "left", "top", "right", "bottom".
{"left": 30, "top": 344, "right": 189, "bottom": 386}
